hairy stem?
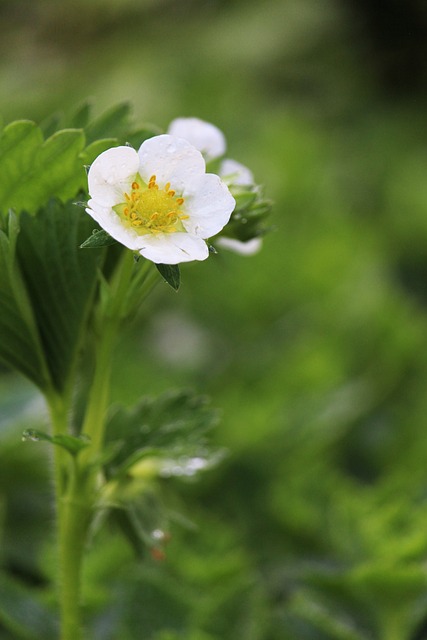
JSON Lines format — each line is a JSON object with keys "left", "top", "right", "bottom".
{"left": 48, "top": 253, "right": 159, "bottom": 640}
{"left": 57, "top": 465, "right": 91, "bottom": 640}
{"left": 48, "top": 395, "right": 88, "bottom": 640}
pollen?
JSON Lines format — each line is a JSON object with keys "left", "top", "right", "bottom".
{"left": 117, "top": 175, "right": 187, "bottom": 235}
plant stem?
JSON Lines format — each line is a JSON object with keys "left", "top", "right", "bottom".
{"left": 57, "top": 463, "right": 90, "bottom": 640}
{"left": 80, "top": 317, "right": 115, "bottom": 458}
{"left": 81, "top": 255, "right": 158, "bottom": 460}
{"left": 48, "top": 394, "right": 88, "bottom": 640}
{"left": 51, "top": 321, "right": 116, "bottom": 640}
{"left": 81, "top": 251, "right": 136, "bottom": 458}
{"left": 48, "top": 254, "right": 159, "bottom": 639}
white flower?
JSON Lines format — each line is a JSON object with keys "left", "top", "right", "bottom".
{"left": 164, "top": 120, "right": 264, "bottom": 257}
{"left": 219, "top": 159, "right": 254, "bottom": 187}
{"left": 216, "top": 236, "right": 263, "bottom": 256}
{"left": 167, "top": 117, "right": 226, "bottom": 162}
{"left": 216, "top": 160, "right": 262, "bottom": 255}
{"left": 167, "top": 119, "right": 255, "bottom": 187}
{"left": 85, "top": 135, "right": 235, "bottom": 265}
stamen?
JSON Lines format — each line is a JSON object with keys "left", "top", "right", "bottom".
{"left": 119, "top": 174, "right": 188, "bottom": 236}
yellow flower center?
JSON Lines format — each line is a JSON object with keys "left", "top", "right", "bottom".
{"left": 115, "top": 175, "right": 188, "bottom": 235}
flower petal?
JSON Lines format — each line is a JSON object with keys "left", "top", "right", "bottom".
{"left": 167, "top": 117, "right": 226, "bottom": 162}
{"left": 137, "top": 135, "right": 205, "bottom": 193}
{"left": 220, "top": 158, "right": 254, "bottom": 187}
{"left": 216, "top": 236, "right": 263, "bottom": 255}
{"left": 86, "top": 200, "right": 143, "bottom": 251}
{"left": 137, "top": 232, "right": 209, "bottom": 264}
{"left": 182, "top": 173, "right": 235, "bottom": 238}
{"left": 88, "top": 146, "right": 139, "bottom": 207}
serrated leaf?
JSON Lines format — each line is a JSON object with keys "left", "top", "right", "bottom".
{"left": 85, "top": 102, "right": 131, "bottom": 144}
{"left": 81, "top": 138, "right": 118, "bottom": 166}
{"left": 16, "top": 199, "right": 102, "bottom": 391}
{"left": 125, "top": 124, "right": 163, "bottom": 149}
{"left": 22, "top": 428, "right": 90, "bottom": 455}
{"left": 80, "top": 228, "right": 118, "bottom": 249}
{"left": 39, "top": 111, "right": 64, "bottom": 138}
{"left": 0, "top": 121, "right": 43, "bottom": 212}
{"left": 156, "top": 263, "right": 180, "bottom": 291}
{"left": 33, "top": 129, "right": 86, "bottom": 201}
{"left": 0, "top": 215, "right": 51, "bottom": 390}
{"left": 0, "top": 123, "right": 86, "bottom": 214}
{"left": 67, "top": 101, "right": 92, "bottom": 129}
{"left": 105, "top": 390, "right": 219, "bottom": 475}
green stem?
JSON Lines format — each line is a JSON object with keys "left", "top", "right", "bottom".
{"left": 48, "top": 393, "right": 68, "bottom": 496}
{"left": 47, "top": 254, "right": 159, "bottom": 640}
{"left": 81, "top": 256, "right": 158, "bottom": 459}
{"left": 81, "top": 251, "right": 136, "bottom": 458}
{"left": 57, "top": 463, "right": 90, "bottom": 640}
{"left": 48, "top": 394, "right": 88, "bottom": 640}
{"left": 80, "top": 318, "right": 115, "bottom": 457}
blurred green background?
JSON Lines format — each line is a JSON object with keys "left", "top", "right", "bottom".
{"left": 2, "top": 0, "right": 427, "bottom": 638}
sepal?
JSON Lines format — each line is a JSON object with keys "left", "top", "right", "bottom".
{"left": 22, "top": 429, "right": 91, "bottom": 457}
{"left": 80, "top": 228, "right": 118, "bottom": 249}
{"left": 221, "top": 184, "right": 273, "bottom": 243}
{"left": 156, "top": 263, "right": 181, "bottom": 291}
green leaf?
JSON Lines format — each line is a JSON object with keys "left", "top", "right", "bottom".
{"left": 0, "top": 572, "right": 57, "bottom": 639}
{"left": 39, "top": 111, "right": 64, "bottom": 138}
{"left": 156, "top": 263, "right": 181, "bottom": 291}
{"left": 0, "top": 121, "right": 43, "bottom": 213}
{"left": 85, "top": 102, "right": 131, "bottom": 144}
{"left": 0, "top": 122, "right": 86, "bottom": 214}
{"left": 67, "top": 101, "right": 92, "bottom": 129}
{"left": 109, "top": 507, "right": 145, "bottom": 558}
{"left": 0, "top": 213, "right": 51, "bottom": 390}
{"left": 118, "top": 570, "right": 190, "bottom": 638}
{"left": 22, "top": 428, "right": 90, "bottom": 456}
{"left": 31, "top": 129, "right": 86, "bottom": 203}
{"left": 288, "top": 590, "right": 369, "bottom": 640}
{"left": 125, "top": 123, "right": 163, "bottom": 149}
{"left": 81, "top": 138, "right": 118, "bottom": 166}
{"left": 80, "top": 228, "right": 118, "bottom": 249}
{"left": 16, "top": 199, "right": 102, "bottom": 392}
{"left": 105, "top": 390, "right": 219, "bottom": 476}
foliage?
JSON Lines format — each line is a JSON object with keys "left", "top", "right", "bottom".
{"left": 1, "top": 0, "right": 427, "bottom": 639}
